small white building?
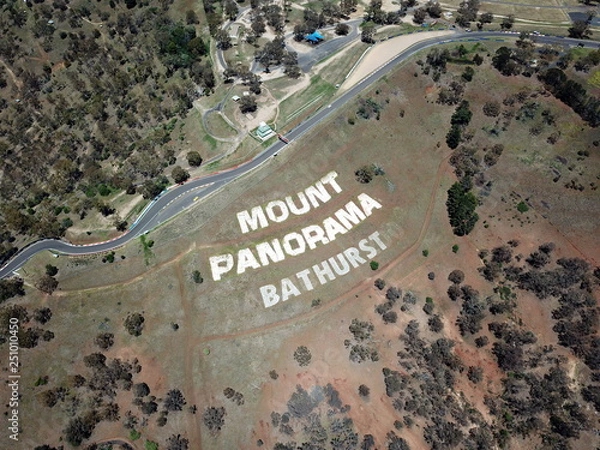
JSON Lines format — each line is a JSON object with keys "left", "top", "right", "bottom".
{"left": 255, "top": 122, "right": 275, "bottom": 141}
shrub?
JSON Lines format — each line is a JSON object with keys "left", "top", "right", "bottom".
{"left": 516, "top": 201, "right": 529, "bottom": 213}
{"left": 448, "top": 269, "right": 465, "bottom": 284}
{"left": 124, "top": 313, "right": 145, "bottom": 337}
{"left": 186, "top": 151, "right": 203, "bottom": 167}
{"left": 382, "top": 311, "right": 398, "bottom": 324}
{"left": 95, "top": 333, "right": 115, "bottom": 350}
{"left": 203, "top": 407, "right": 226, "bottom": 433}
{"left": 370, "top": 261, "right": 379, "bottom": 270}
{"left": 293, "top": 346, "right": 312, "bottom": 366}
{"left": 358, "top": 384, "right": 370, "bottom": 397}
{"left": 192, "top": 270, "right": 203, "bottom": 284}
{"left": 45, "top": 264, "right": 58, "bottom": 276}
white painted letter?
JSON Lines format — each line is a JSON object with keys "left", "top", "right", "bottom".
{"left": 256, "top": 239, "right": 286, "bottom": 266}
{"left": 305, "top": 181, "right": 332, "bottom": 208}
{"left": 343, "top": 247, "right": 367, "bottom": 268}
{"left": 357, "top": 193, "right": 383, "bottom": 217}
{"left": 265, "top": 200, "right": 289, "bottom": 223}
{"left": 281, "top": 278, "right": 301, "bottom": 301}
{"left": 321, "top": 171, "right": 343, "bottom": 193}
{"left": 285, "top": 193, "right": 311, "bottom": 215}
{"left": 282, "top": 232, "right": 306, "bottom": 256}
{"left": 369, "top": 231, "right": 387, "bottom": 251}
{"left": 329, "top": 253, "right": 350, "bottom": 275}
{"left": 312, "top": 260, "right": 337, "bottom": 285}
{"left": 237, "top": 248, "right": 261, "bottom": 274}
{"left": 237, "top": 207, "right": 268, "bottom": 234}
{"left": 260, "top": 285, "right": 280, "bottom": 308}
{"left": 359, "top": 239, "right": 377, "bottom": 259}
{"left": 210, "top": 254, "right": 234, "bottom": 281}
{"left": 296, "top": 269, "right": 315, "bottom": 291}
{"left": 323, "top": 216, "right": 348, "bottom": 241}
{"left": 302, "top": 225, "right": 329, "bottom": 250}
{"left": 335, "top": 201, "right": 367, "bottom": 229}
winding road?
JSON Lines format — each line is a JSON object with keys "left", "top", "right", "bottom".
{"left": 0, "top": 31, "right": 597, "bottom": 280}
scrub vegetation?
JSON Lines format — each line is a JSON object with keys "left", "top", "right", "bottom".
{"left": 0, "top": 2, "right": 599, "bottom": 450}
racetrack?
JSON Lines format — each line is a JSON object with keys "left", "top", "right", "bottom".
{"left": 1, "top": 31, "right": 597, "bottom": 280}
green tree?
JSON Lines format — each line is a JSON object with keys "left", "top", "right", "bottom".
{"left": 568, "top": 20, "right": 592, "bottom": 39}
{"left": 446, "top": 182, "right": 479, "bottom": 236}
{"left": 37, "top": 275, "right": 58, "bottom": 295}
{"left": 192, "top": 270, "right": 204, "bottom": 284}
{"left": 361, "top": 21, "right": 376, "bottom": 43}
{"left": 335, "top": 23, "right": 350, "bottom": 35}
{"left": 500, "top": 14, "right": 515, "bottom": 30}
{"left": 451, "top": 101, "right": 473, "bottom": 125}
{"left": 446, "top": 125, "right": 462, "bottom": 149}
{"left": 171, "top": 166, "right": 190, "bottom": 184}
{"left": 0, "top": 278, "right": 25, "bottom": 303}
{"left": 187, "top": 151, "right": 203, "bottom": 167}
{"left": 239, "top": 96, "right": 258, "bottom": 113}
{"left": 45, "top": 264, "right": 58, "bottom": 276}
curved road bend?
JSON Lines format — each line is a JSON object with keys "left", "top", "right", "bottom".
{"left": 1, "top": 31, "right": 597, "bottom": 279}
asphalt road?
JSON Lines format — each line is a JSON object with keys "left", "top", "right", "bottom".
{"left": 1, "top": 31, "right": 597, "bottom": 279}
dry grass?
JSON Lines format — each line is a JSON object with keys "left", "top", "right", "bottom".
{"left": 6, "top": 42, "right": 600, "bottom": 450}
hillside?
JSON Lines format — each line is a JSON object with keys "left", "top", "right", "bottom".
{"left": 0, "top": 30, "right": 599, "bottom": 450}
{"left": 0, "top": 0, "right": 213, "bottom": 260}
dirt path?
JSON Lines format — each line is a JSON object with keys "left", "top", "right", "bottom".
{"left": 0, "top": 58, "right": 22, "bottom": 90}
{"left": 196, "top": 152, "right": 452, "bottom": 344}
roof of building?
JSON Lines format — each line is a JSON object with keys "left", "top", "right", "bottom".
{"left": 305, "top": 31, "right": 324, "bottom": 42}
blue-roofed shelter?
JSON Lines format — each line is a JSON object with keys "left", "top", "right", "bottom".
{"left": 305, "top": 31, "right": 324, "bottom": 43}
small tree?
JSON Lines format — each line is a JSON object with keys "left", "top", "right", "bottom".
{"left": 293, "top": 346, "right": 312, "bottom": 366}
{"left": 355, "top": 165, "right": 375, "bottom": 183}
{"left": 45, "top": 264, "right": 59, "bottom": 276}
{"left": 358, "top": 384, "right": 370, "bottom": 397}
{"left": 192, "top": 270, "right": 203, "bottom": 284}
{"left": 33, "top": 307, "right": 53, "bottom": 324}
{"left": 172, "top": 166, "right": 190, "bottom": 184}
{"left": 467, "top": 366, "right": 484, "bottom": 383}
{"left": 166, "top": 434, "right": 189, "bottom": 450}
{"left": 335, "top": 23, "right": 350, "bottom": 35}
{"left": 125, "top": 313, "right": 145, "bottom": 337}
{"left": 483, "top": 101, "right": 501, "bottom": 117}
{"left": 95, "top": 332, "right": 115, "bottom": 350}
{"left": 361, "top": 21, "right": 375, "bottom": 43}
{"left": 164, "top": 389, "right": 186, "bottom": 411}
{"left": 448, "top": 269, "right": 465, "bottom": 284}
{"left": 239, "top": 96, "right": 258, "bottom": 113}
{"left": 37, "top": 275, "right": 58, "bottom": 295}
{"left": 500, "top": 14, "right": 515, "bottom": 30}
{"left": 203, "top": 406, "right": 226, "bottom": 433}
{"left": 370, "top": 261, "right": 379, "bottom": 270}
{"left": 186, "top": 151, "right": 203, "bottom": 167}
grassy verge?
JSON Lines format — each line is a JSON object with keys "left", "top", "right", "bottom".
{"left": 276, "top": 75, "right": 336, "bottom": 129}
{"left": 204, "top": 111, "right": 238, "bottom": 139}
